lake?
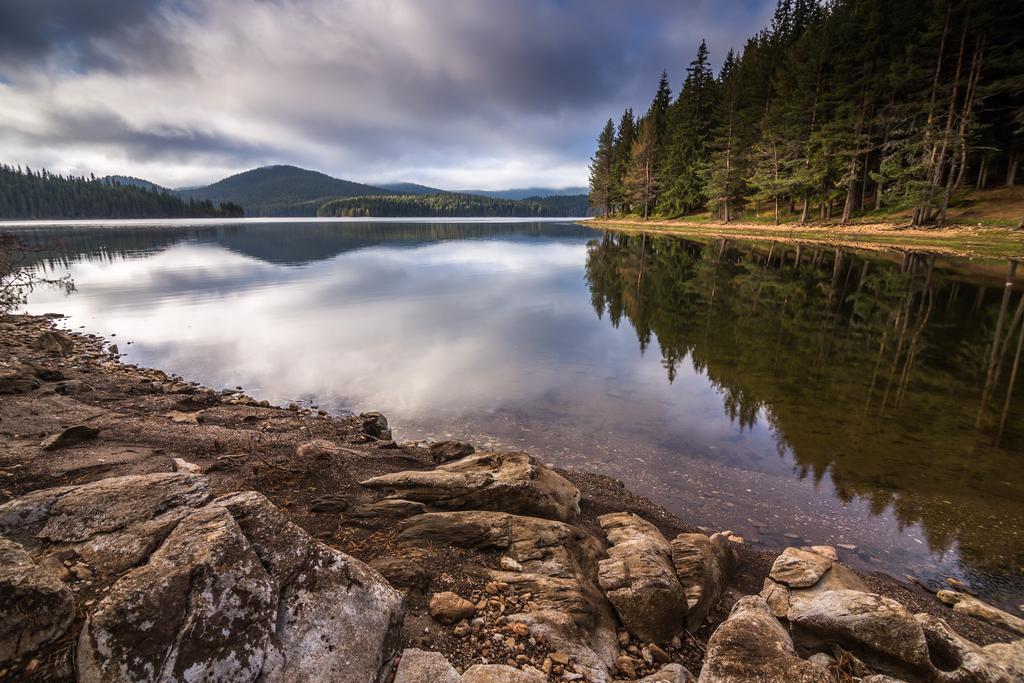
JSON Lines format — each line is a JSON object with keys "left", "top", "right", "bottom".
{"left": 11, "top": 219, "right": 1024, "bottom": 605}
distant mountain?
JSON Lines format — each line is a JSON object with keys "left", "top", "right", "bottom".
{"left": 101, "top": 175, "right": 171, "bottom": 193}
{"left": 378, "top": 182, "right": 447, "bottom": 195}
{"left": 179, "top": 165, "right": 395, "bottom": 216}
{"left": 458, "top": 187, "right": 588, "bottom": 200}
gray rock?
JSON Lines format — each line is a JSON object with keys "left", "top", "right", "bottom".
{"left": 0, "top": 536, "right": 75, "bottom": 666}
{"left": 429, "top": 440, "right": 476, "bottom": 463}
{"left": 361, "top": 411, "right": 393, "bottom": 440}
{"left": 671, "top": 531, "right": 741, "bottom": 631}
{"left": 76, "top": 505, "right": 276, "bottom": 683}
{"left": 791, "top": 589, "right": 932, "bottom": 676}
{"left": 210, "top": 492, "right": 405, "bottom": 683}
{"left": 40, "top": 424, "right": 100, "bottom": 450}
{"left": 56, "top": 380, "right": 94, "bottom": 395}
{"left": 639, "top": 663, "right": 694, "bottom": 682}
{"left": 393, "top": 648, "right": 460, "bottom": 683}
{"left": 769, "top": 547, "right": 834, "bottom": 588}
{"left": 698, "top": 596, "right": 832, "bottom": 683}
{"left": 461, "top": 664, "right": 546, "bottom": 682}
{"left": 362, "top": 451, "right": 580, "bottom": 521}
{"left": 597, "top": 512, "right": 687, "bottom": 643}
{"left": 761, "top": 559, "right": 869, "bottom": 619}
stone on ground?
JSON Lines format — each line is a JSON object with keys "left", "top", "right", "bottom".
{"left": 671, "top": 531, "right": 741, "bottom": 631}
{"left": 597, "top": 512, "right": 687, "bottom": 643}
{"left": 429, "top": 591, "right": 477, "bottom": 624}
{"left": 639, "top": 662, "right": 694, "bottom": 682}
{"left": 697, "top": 596, "right": 832, "bottom": 683}
{"left": 937, "top": 590, "right": 1024, "bottom": 637}
{"left": 393, "top": 648, "right": 461, "bottom": 683}
{"left": 40, "top": 424, "right": 100, "bottom": 450}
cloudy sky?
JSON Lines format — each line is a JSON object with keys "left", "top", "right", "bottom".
{"left": 0, "top": 0, "right": 774, "bottom": 190}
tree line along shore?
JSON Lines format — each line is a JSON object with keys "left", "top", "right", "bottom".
{"left": 587, "top": 0, "right": 1024, "bottom": 231}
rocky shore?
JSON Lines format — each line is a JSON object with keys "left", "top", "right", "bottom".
{"left": 1, "top": 314, "right": 1022, "bottom": 682}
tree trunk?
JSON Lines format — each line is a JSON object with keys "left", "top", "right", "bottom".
{"left": 801, "top": 193, "right": 810, "bottom": 223}
{"left": 1009, "top": 151, "right": 1020, "bottom": 187}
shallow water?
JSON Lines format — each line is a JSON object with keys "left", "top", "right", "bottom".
{"left": 12, "top": 219, "right": 1024, "bottom": 605}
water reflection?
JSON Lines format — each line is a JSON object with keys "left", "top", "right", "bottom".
{"left": 585, "top": 233, "right": 1024, "bottom": 587}
{"left": 14, "top": 220, "right": 1024, "bottom": 603}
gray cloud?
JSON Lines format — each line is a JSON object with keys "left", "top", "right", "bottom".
{"left": 0, "top": 0, "right": 775, "bottom": 188}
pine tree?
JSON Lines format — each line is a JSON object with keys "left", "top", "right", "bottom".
{"left": 611, "top": 108, "right": 637, "bottom": 212}
{"left": 589, "top": 119, "right": 616, "bottom": 215}
{"left": 626, "top": 117, "right": 659, "bottom": 218}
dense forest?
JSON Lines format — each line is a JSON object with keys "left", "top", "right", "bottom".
{"left": 588, "top": 0, "right": 1024, "bottom": 225}
{"left": 317, "top": 193, "right": 590, "bottom": 218}
{"left": 0, "top": 165, "right": 243, "bottom": 219}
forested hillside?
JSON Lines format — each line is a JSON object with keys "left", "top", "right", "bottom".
{"left": 0, "top": 165, "right": 243, "bottom": 219}
{"left": 589, "top": 0, "right": 1024, "bottom": 226}
{"left": 180, "top": 165, "right": 396, "bottom": 216}
{"left": 317, "top": 193, "right": 590, "bottom": 218}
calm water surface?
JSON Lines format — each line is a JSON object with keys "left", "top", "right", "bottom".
{"left": 12, "top": 220, "right": 1024, "bottom": 604}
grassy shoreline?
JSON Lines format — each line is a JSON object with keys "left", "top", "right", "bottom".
{"left": 579, "top": 216, "right": 1024, "bottom": 259}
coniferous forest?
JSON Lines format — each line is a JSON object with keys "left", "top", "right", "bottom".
{"left": 588, "top": 0, "right": 1024, "bottom": 226}
{"left": 0, "top": 165, "right": 244, "bottom": 219}
{"left": 317, "top": 192, "right": 589, "bottom": 218}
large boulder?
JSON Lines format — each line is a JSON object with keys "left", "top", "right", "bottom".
{"left": 361, "top": 451, "right": 580, "bottom": 521}
{"left": 399, "top": 511, "right": 618, "bottom": 682}
{"left": 0, "top": 536, "right": 75, "bottom": 666}
{"left": 698, "top": 596, "right": 832, "bottom": 683}
{"left": 211, "top": 492, "right": 406, "bottom": 683}
{"left": 671, "top": 531, "right": 741, "bottom": 631}
{"left": 0, "top": 475, "right": 404, "bottom": 683}
{"left": 597, "top": 512, "right": 687, "bottom": 643}
{"left": 76, "top": 505, "right": 277, "bottom": 682}
{"left": 790, "top": 589, "right": 933, "bottom": 678}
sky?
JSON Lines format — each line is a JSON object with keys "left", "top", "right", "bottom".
{"left": 0, "top": 0, "right": 775, "bottom": 190}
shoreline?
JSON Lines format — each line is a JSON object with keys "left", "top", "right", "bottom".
{"left": 582, "top": 216, "right": 1024, "bottom": 259}
{"left": 1, "top": 313, "right": 1020, "bottom": 681}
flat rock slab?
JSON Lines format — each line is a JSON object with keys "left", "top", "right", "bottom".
{"left": 361, "top": 451, "right": 581, "bottom": 521}
{"left": 791, "top": 589, "right": 932, "bottom": 676}
{"left": 698, "top": 596, "right": 832, "bottom": 683}
{"left": 769, "top": 547, "right": 833, "bottom": 588}
{"left": 597, "top": 512, "right": 687, "bottom": 643}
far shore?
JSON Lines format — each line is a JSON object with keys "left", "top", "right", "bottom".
{"left": 581, "top": 216, "right": 1024, "bottom": 259}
